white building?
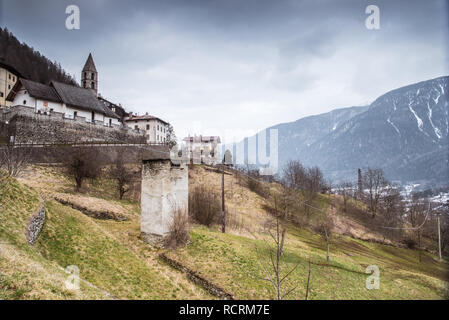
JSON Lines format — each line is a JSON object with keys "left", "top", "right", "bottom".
{"left": 183, "top": 135, "right": 221, "bottom": 164}
{"left": 7, "top": 78, "right": 120, "bottom": 127}
{"left": 125, "top": 113, "right": 169, "bottom": 144}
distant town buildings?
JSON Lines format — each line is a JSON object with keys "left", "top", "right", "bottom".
{"left": 0, "top": 62, "right": 20, "bottom": 108}
{"left": 125, "top": 113, "right": 169, "bottom": 144}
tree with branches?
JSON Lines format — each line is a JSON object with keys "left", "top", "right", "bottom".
{"left": 251, "top": 194, "right": 300, "bottom": 300}
{"left": 109, "top": 154, "right": 134, "bottom": 200}
{"left": 0, "top": 144, "right": 32, "bottom": 177}
{"left": 64, "top": 147, "right": 101, "bottom": 192}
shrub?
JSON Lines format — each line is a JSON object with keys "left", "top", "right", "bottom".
{"left": 189, "top": 185, "right": 221, "bottom": 226}
{"left": 64, "top": 147, "right": 101, "bottom": 192}
{"left": 403, "top": 238, "right": 417, "bottom": 249}
{"left": 247, "top": 176, "right": 270, "bottom": 199}
{"left": 164, "top": 207, "right": 190, "bottom": 249}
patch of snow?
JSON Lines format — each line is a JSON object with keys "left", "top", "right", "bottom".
{"left": 433, "top": 93, "right": 440, "bottom": 105}
{"left": 439, "top": 84, "right": 445, "bottom": 95}
{"left": 427, "top": 102, "right": 442, "bottom": 139}
{"left": 387, "top": 117, "right": 400, "bottom": 136}
{"left": 409, "top": 103, "right": 423, "bottom": 132}
{"left": 332, "top": 123, "right": 338, "bottom": 131}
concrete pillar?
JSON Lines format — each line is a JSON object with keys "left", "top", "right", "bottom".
{"left": 140, "top": 159, "right": 188, "bottom": 243}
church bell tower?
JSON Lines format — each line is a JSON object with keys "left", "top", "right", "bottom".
{"left": 81, "top": 53, "right": 98, "bottom": 96}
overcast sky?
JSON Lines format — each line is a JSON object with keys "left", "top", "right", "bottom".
{"left": 1, "top": 0, "right": 448, "bottom": 142}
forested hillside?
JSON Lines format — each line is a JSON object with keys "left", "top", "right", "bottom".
{"left": 0, "top": 27, "right": 76, "bottom": 86}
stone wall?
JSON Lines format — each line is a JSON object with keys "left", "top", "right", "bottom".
{"left": 141, "top": 159, "right": 188, "bottom": 238}
{"left": 1, "top": 106, "right": 146, "bottom": 144}
{"left": 26, "top": 206, "right": 45, "bottom": 245}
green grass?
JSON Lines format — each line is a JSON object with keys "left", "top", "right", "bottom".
{"left": 0, "top": 173, "right": 108, "bottom": 299}
{"left": 34, "top": 200, "right": 187, "bottom": 299}
{"left": 167, "top": 225, "right": 449, "bottom": 300}
{"left": 1, "top": 172, "right": 209, "bottom": 300}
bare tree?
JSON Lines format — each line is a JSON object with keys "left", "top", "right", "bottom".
{"left": 315, "top": 213, "right": 334, "bottom": 262}
{"left": 0, "top": 144, "right": 32, "bottom": 177}
{"left": 252, "top": 195, "right": 300, "bottom": 300}
{"left": 337, "top": 181, "right": 352, "bottom": 213}
{"left": 408, "top": 197, "right": 429, "bottom": 262}
{"left": 303, "top": 166, "right": 325, "bottom": 219}
{"left": 166, "top": 124, "right": 177, "bottom": 148}
{"left": 64, "top": 147, "right": 101, "bottom": 192}
{"left": 379, "top": 184, "right": 404, "bottom": 241}
{"left": 164, "top": 206, "right": 190, "bottom": 249}
{"left": 363, "top": 168, "right": 388, "bottom": 218}
{"left": 109, "top": 154, "right": 134, "bottom": 199}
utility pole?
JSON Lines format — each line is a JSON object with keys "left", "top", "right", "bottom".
{"left": 437, "top": 213, "right": 442, "bottom": 260}
{"left": 221, "top": 158, "right": 225, "bottom": 233}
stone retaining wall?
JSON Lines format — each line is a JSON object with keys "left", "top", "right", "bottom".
{"left": 26, "top": 206, "right": 45, "bottom": 245}
{"left": 1, "top": 106, "right": 145, "bottom": 144}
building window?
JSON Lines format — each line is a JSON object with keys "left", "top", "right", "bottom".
{"left": 146, "top": 124, "right": 150, "bottom": 130}
{"left": 12, "top": 76, "right": 15, "bottom": 81}
{"left": 23, "top": 100, "right": 26, "bottom": 105}
{"left": 8, "top": 84, "right": 11, "bottom": 90}
{"left": 91, "top": 73, "right": 95, "bottom": 80}
{"left": 8, "top": 74, "right": 11, "bottom": 80}
{"left": 0, "top": 92, "right": 3, "bottom": 97}
{"left": 74, "top": 111, "right": 77, "bottom": 118}
{"left": 135, "top": 125, "right": 138, "bottom": 130}
{"left": 157, "top": 124, "right": 159, "bottom": 130}
{"left": 109, "top": 119, "right": 112, "bottom": 127}
{"left": 91, "top": 82, "right": 95, "bottom": 89}
{"left": 84, "top": 72, "right": 86, "bottom": 78}
{"left": 83, "top": 81, "right": 86, "bottom": 88}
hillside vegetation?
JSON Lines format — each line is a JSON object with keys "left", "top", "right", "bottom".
{"left": 0, "top": 164, "right": 448, "bottom": 300}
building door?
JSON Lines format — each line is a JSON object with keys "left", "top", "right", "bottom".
{"left": 109, "top": 118, "right": 112, "bottom": 127}
{"left": 91, "top": 111, "right": 95, "bottom": 122}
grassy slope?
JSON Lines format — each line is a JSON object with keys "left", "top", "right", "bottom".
{"left": 1, "top": 169, "right": 212, "bottom": 300}
{"left": 167, "top": 165, "right": 449, "bottom": 300}
{"left": 2, "top": 165, "right": 448, "bottom": 300}
{"left": 0, "top": 174, "right": 108, "bottom": 299}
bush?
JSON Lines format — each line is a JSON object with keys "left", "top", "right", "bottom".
{"left": 164, "top": 207, "right": 190, "bottom": 249}
{"left": 247, "top": 176, "right": 270, "bottom": 199}
{"left": 403, "top": 238, "right": 417, "bottom": 249}
{"left": 64, "top": 147, "right": 101, "bottom": 192}
{"left": 189, "top": 185, "right": 221, "bottom": 226}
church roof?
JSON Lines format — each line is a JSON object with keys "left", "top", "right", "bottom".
{"left": 14, "top": 78, "right": 61, "bottom": 103}
{"left": 82, "top": 53, "right": 97, "bottom": 72}
{"left": 51, "top": 81, "right": 112, "bottom": 115}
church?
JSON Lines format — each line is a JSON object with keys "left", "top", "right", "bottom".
{"left": 6, "top": 53, "right": 121, "bottom": 127}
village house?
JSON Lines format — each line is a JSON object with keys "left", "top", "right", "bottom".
{"left": 183, "top": 135, "right": 221, "bottom": 164}
{"left": 0, "top": 62, "right": 21, "bottom": 108}
{"left": 7, "top": 78, "right": 120, "bottom": 127}
{"left": 125, "top": 113, "right": 169, "bottom": 144}
{"left": 98, "top": 95, "right": 128, "bottom": 124}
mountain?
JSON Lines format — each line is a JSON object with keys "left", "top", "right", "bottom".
{"left": 237, "top": 76, "right": 449, "bottom": 185}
